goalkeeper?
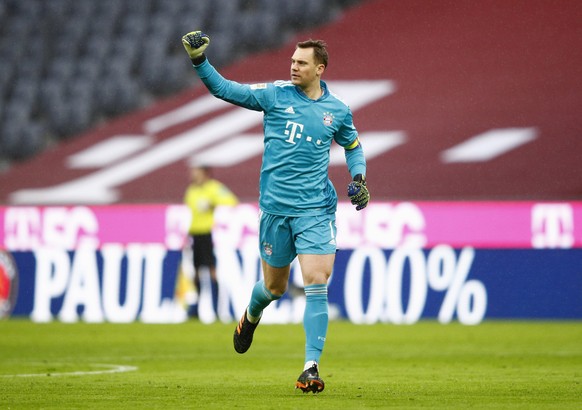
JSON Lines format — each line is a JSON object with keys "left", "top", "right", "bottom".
{"left": 182, "top": 31, "right": 370, "bottom": 394}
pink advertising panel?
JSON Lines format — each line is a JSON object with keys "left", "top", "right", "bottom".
{"left": 1, "top": 201, "right": 581, "bottom": 251}
{"left": 0, "top": 204, "right": 191, "bottom": 251}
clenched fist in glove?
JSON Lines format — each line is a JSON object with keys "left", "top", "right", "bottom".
{"left": 347, "top": 174, "right": 370, "bottom": 211}
{"left": 182, "top": 31, "right": 210, "bottom": 62}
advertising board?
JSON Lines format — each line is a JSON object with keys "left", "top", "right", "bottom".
{"left": 1, "top": 202, "right": 581, "bottom": 323}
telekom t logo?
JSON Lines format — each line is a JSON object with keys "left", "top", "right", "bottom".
{"left": 531, "top": 204, "right": 574, "bottom": 248}
{"left": 284, "top": 120, "right": 304, "bottom": 144}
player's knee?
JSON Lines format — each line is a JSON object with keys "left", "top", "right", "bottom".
{"left": 265, "top": 282, "right": 287, "bottom": 298}
{"left": 302, "top": 271, "right": 331, "bottom": 286}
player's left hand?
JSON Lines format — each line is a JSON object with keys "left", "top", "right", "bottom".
{"left": 347, "top": 174, "right": 370, "bottom": 211}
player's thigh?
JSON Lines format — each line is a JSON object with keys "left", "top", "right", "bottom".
{"left": 292, "top": 214, "right": 337, "bottom": 285}
{"left": 261, "top": 259, "right": 291, "bottom": 296}
{"left": 298, "top": 253, "right": 335, "bottom": 285}
{"left": 259, "top": 212, "right": 297, "bottom": 267}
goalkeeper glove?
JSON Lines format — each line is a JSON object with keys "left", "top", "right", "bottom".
{"left": 347, "top": 174, "right": 370, "bottom": 211}
{"left": 182, "top": 31, "right": 210, "bottom": 61}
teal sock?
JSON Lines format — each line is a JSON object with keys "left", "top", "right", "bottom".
{"left": 303, "top": 284, "right": 328, "bottom": 364}
{"left": 248, "top": 280, "right": 281, "bottom": 320}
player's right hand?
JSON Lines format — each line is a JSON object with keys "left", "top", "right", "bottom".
{"left": 182, "top": 31, "right": 210, "bottom": 60}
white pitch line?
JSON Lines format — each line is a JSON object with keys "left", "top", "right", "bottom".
{"left": 1, "top": 364, "right": 138, "bottom": 378}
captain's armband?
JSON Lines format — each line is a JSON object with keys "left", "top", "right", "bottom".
{"left": 344, "top": 138, "right": 360, "bottom": 151}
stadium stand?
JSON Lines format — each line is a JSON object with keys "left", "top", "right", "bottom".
{"left": 0, "top": 0, "right": 362, "bottom": 165}
{"left": 2, "top": 0, "right": 580, "bottom": 204}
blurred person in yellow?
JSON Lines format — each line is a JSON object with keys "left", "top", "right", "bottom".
{"left": 184, "top": 165, "right": 238, "bottom": 320}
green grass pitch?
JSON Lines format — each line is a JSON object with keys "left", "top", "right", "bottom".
{"left": 1, "top": 320, "right": 581, "bottom": 409}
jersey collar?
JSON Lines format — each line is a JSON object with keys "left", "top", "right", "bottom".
{"left": 295, "top": 80, "right": 329, "bottom": 102}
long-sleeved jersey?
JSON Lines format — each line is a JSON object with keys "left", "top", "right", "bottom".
{"left": 194, "top": 59, "right": 366, "bottom": 217}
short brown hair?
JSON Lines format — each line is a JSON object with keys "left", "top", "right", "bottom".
{"left": 296, "top": 39, "right": 328, "bottom": 67}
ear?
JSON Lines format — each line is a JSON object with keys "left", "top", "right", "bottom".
{"left": 316, "top": 64, "right": 325, "bottom": 76}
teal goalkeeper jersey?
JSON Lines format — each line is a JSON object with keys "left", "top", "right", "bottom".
{"left": 195, "top": 60, "right": 364, "bottom": 217}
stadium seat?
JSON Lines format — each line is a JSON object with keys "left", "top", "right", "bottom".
{"left": 1, "top": 118, "right": 44, "bottom": 160}
{"left": 0, "top": 0, "right": 364, "bottom": 165}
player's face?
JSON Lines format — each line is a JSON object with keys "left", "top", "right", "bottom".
{"left": 290, "top": 47, "right": 324, "bottom": 88}
{"left": 191, "top": 167, "right": 207, "bottom": 185}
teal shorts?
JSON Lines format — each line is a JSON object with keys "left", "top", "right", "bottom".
{"left": 259, "top": 211, "right": 337, "bottom": 268}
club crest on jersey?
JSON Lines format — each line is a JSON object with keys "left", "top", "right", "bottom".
{"left": 322, "top": 112, "right": 334, "bottom": 126}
